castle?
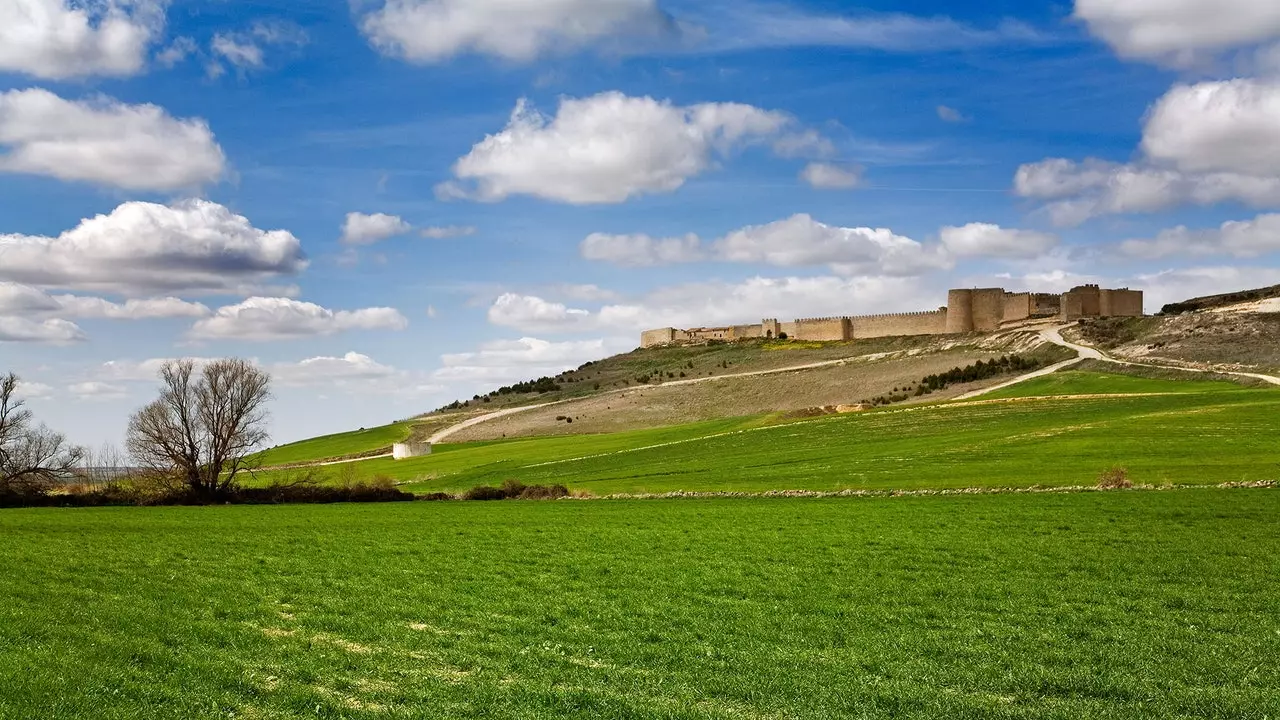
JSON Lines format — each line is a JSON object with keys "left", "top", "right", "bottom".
{"left": 640, "top": 285, "right": 1143, "bottom": 347}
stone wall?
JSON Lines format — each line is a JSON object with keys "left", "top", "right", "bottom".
{"left": 639, "top": 285, "right": 1144, "bottom": 346}
{"left": 641, "top": 328, "right": 676, "bottom": 348}
{"left": 971, "top": 288, "right": 1007, "bottom": 331}
{"left": 1003, "top": 293, "right": 1034, "bottom": 323}
{"left": 1100, "top": 289, "right": 1143, "bottom": 317}
{"left": 792, "top": 317, "right": 851, "bottom": 341}
{"left": 393, "top": 442, "right": 432, "bottom": 460}
{"left": 851, "top": 310, "right": 948, "bottom": 338}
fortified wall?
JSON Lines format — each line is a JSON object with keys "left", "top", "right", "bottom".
{"left": 640, "top": 285, "right": 1143, "bottom": 347}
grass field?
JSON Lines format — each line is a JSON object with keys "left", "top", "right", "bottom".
{"left": 263, "top": 372, "right": 1280, "bottom": 495}
{"left": 2, "top": 490, "right": 1277, "bottom": 719}
{"left": 255, "top": 422, "right": 413, "bottom": 467}
{"left": 982, "top": 369, "right": 1253, "bottom": 399}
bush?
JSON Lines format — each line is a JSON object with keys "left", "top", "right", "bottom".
{"left": 1097, "top": 467, "right": 1133, "bottom": 489}
{"left": 460, "top": 480, "right": 570, "bottom": 501}
{"left": 462, "top": 484, "right": 508, "bottom": 501}
{"left": 419, "top": 492, "right": 453, "bottom": 502}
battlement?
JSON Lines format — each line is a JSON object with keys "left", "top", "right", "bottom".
{"left": 639, "top": 286, "right": 1143, "bottom": 347}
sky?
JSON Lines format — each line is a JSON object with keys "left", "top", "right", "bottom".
{"left": 5, "top": 0, "right": 1280, "bottom": 448}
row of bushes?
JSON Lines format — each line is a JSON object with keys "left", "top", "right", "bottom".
{"left": 1, "top": 474, "right": 578, "bottom": 508}
{"left": 919, "top": 354, "right": 1047, "bottom": 392}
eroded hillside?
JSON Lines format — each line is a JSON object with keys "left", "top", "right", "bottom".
{"left": 1070, "top": 309, "right": 1280, "bottom": 373}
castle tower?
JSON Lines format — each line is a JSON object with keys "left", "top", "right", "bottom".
{"left": 971, "top": 288, "right": 1007, "bottom": 331}
{"left": 946, "top": 289, "right": 974, "bottom": 333}
{"left": 761, "top": 318, "right": 781, "bottom": 339}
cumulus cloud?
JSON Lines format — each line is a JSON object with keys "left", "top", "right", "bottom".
{"left": 67, "top": 381, "right": 128, "bottom": 401}
{"left": 14, "top": 381, "right": 54, "bottom": 399}
{"left": 936, "top": 105, "right": 966, "bottom": 122}
{"left": 1118, "top": 213, "right": 1280, "bottom": 259}
{"left": 419, "top": 225, "right": 476, "bottom": 239}
{"left": 360, "top": 0, "right": 677, "bottom": 63}
{"left": 1133, "top": 265, "right": 1280, "bottom": 310}
{"left": 340, "top": 212, "right": 413, "bottom": 245}
{"left": 97, "top": 357, "right": 217, "bottom": 382}
{"left": 1074, "top": 0, "right": 1280, "bottom": 65}
{"left": 799, "top": 162, "right": 861, "bottom": 189}
{"left": 269, "top": 352, "right": 442, "bottom": 396}
{"left": 1142, "top": 80, "right": 1280, "bottom": 176}
{"left": 434, "top": 337, "right": 624, "bottom": 386}
{"left": 0, "top": 317, "right": 86, "bottom": 344}
{"left": 487, "top": 293, "right": 593, "bottom": 333}
{"left": 438, "top": 92, "right": 797, "bottom": 204}
{"left": 1014, "top": 79, "right": 1280, "bottom": 224}
{"left": 0, "top": 0, "right": 164, "bottom": 79}
{"left": 714, "top": 215, "right": 950, "bottom": 276}
{"left": 0, "top": 199, "right": 306, "bottom": 296}
{"left": 0, "top": 88, "right": 225, "bottom": 191}
{"left": 0, "top": 283, "right": 211, "bottom": 319}
{"left": 939, "top": 223, "right": 1059, "bottom": 259}
{"left": 188, "top": 297, "right": 409, "bottom": 341}
{"left": 580, "top": 232, "right": 704, "bottom": 267}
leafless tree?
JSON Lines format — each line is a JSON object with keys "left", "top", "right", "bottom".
{"left": 0, "top": 373, "right": 85, "bottom": 495}
{"left": 126, "top": 359, "right": 272, "bottom": 497}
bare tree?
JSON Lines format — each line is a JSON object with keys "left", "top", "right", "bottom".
{"left": 126, "top": 359, "right": 272, "bottom": 497}
{"left": 0, "top": 373, "right": 85, "bottom": 495}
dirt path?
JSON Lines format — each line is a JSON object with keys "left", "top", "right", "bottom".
{"left": 958, "top": 325, "right": 1280, "bottom": 402}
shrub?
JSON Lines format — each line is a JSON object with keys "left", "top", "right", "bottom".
{"left": 1097, "top": 467, "right": 1133, "bottom": 489}
{"left": 419, "top": 492, "right": 453, "bottom": 502}
{"left": 462, "top": 484, "right": 508, "bottom": 501}
{"left": 518, "top": 484, "right": 569, "bottom": 500}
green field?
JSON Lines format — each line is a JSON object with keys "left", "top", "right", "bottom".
{"left": 2, "top": 491, "right": 1277, "bottom": 719}
{"left": 982, "top": 369, "right": 1254, "bottom": 399}
{"left": 255, "top": 422, "right": 413, "bottom": 467}
{"left": 266, "top": 373, "right": 1280, "bottom": 495}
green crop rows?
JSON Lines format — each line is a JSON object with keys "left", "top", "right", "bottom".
{"left": 2, "top": 491, "right": 1277, "bottom": 719}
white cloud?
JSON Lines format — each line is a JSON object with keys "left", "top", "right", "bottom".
{"left": 0, "top": 199, "right": 306, "bottom": 296}
{"left": 1134, "top": 265, "right": 1280, "bottom": 311}
{"left": 340, "top": 212, "right": 412, "bottom": 245}
{"left": 582, "top": 214, "right": 957, "bottom": 274}
{"left": 97, "top": 357, "right": 218, "bottom": 382}
{"left": 434, "top": 337, "right": 622, "bottom": 385}
{"left": 1015, "top": 157, "right": 1280, "bottom": 226}
{"left": 0, "top": 0, "right": 164, "bottom": 79}
{"left": 485, "top": 274, "right": 937, "bottom": 335}
{"left": 580, "top": 232, "right": 704, "bottom": 267}
{"left": 553, "top": 284, "right": 622, "bottom": 302}
{"left": 0, "top": 282, "right": 63, "bottom": 315}
{"left": 1074, "top": 0, "right": 1280, "bottom": 64}
{"left": 188, "top": 297, "right": 409, "bottom": 341}
{"left": 1118, "top": 213, "right": 1280, "bottom": 259}
{"left": 0, "top": 88, "right": 225, "bottom": 191}
{"left": 0, "top": 283, "right": 211, "bottom": 319}
{"left": 487, "top": 293, "right": 593, "bottom": 333}
{"left": 208, "top": 20, "right": 308, "bottom": 76}
{"left": 1142, "top": 80, "right": 1280, "bottom": 176}
{"left": 713, "top": 214, "right": 950, "bottom": 276}
{"left": 939, "top": 223, "right": 1059, "bottom": 259}
{"left": 936, "top": 105, "right": 966, "bottom": 122}
{"left": 0, "top": 317, "right": 86, "bottom": 344}
{"left": 51, "top": 295, "right": 211, "bottom": 320}
{"left": 68, "top": 381, "right": 128, "bottom": 401}
{"left": 1015, "top": 79, "right": 1280, "bottom": 224}
{"left": 800, "top": 162, "right": 861, "bottom": 189}
{"left": 439, "top": 92, "right": 794, "bottom": 204}
{"left": 14, "top": 381, "right": 54, "bottom": 399}
{"left": 156, "top": 36, "right": 196, "bottom": 67}
{"left": 360, "top": 0, "right": 676, "bottom": 63}
{"left": 420, "top": 225, "right": 476, "bottom": 239}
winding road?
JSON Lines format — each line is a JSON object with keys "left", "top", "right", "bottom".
{"left": 958, "top": 324, "right": 1280, "bottom": 401}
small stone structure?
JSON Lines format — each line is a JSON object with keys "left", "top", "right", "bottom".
{"left": 640, "top": 285, "right": 1143, "bottom": 347}
{"left": 392, "top": 442, "right": 432, "bottom": 460}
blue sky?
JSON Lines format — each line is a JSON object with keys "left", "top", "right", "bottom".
{"left": 4, "top": 0, "right": 1280, "bottom": 447}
